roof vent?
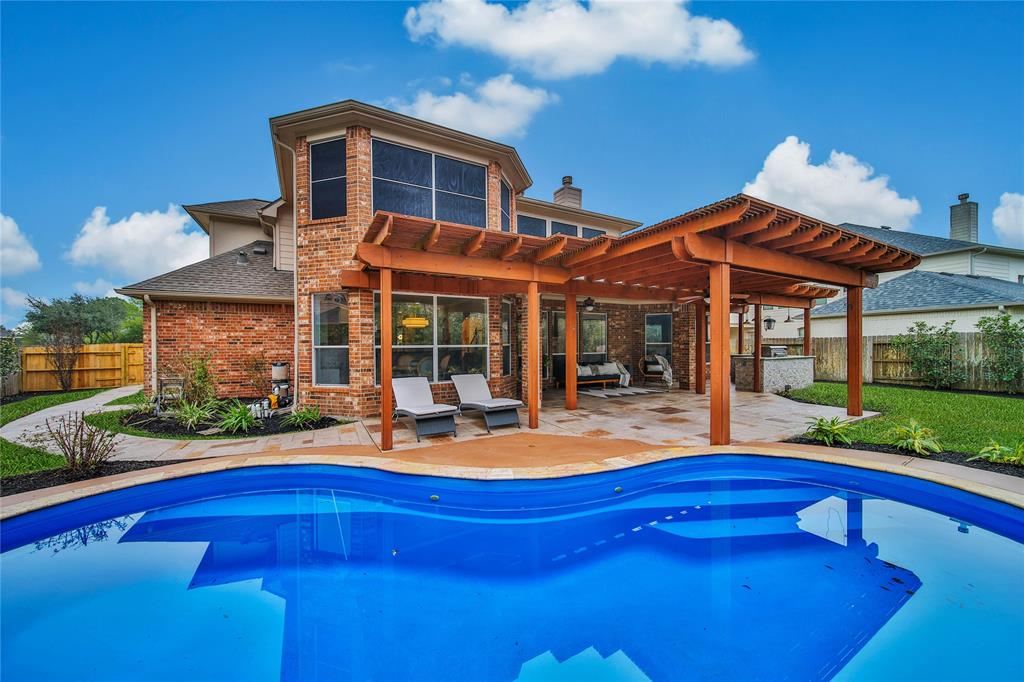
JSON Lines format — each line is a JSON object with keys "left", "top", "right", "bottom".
{"left": 253, "top": 246, "right": 268, "bottom": 255}
{"left": 880, "top": 225, "right": 892, "bottom": 230}
{"left": 236, "top": 251, "right": 249, "bottom": 265}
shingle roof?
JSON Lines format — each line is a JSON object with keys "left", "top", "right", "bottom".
{"left": 839, "top": 223, "right": 979, "bottom": 255}
{"left": 117, "top": 240, "right": 293, "bottom": 300}
{"left": 183, "top": 199, "right": 272, "bottom": 221}
{"left": 812, "top": 270, "right": 1024, "bottom": 317}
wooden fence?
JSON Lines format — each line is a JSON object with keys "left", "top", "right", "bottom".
{"left": 20, "top": 343, "right": 145, "bottom": 392}
{"left": 764, "top": 333, "right": 1011, "bottom": 393}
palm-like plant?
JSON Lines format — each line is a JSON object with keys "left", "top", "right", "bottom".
{"left": 804, "top": 416, "right": 854, "bottom": 447}
{"left": 888, "top": 420, "right": 942, "bottom": 456}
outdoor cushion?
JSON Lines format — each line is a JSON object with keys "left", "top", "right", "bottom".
{"left": 392, "top": 377, "right": 458, "bottom": 416}
{"left": 577, "top": 365, "right": 593, "bottom": 376}
{"left": 597, "top": 362, "right": 619, "bottom": 375}
{"left": 397, "top": 403, "right": 461, "bottom": 417}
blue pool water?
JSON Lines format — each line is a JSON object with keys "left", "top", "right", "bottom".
{"left": 2, "top": 456, "right": 1022, "bottom": 682}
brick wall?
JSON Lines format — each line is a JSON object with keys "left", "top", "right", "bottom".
{"left": 144, "top": 300, "right": 294, "bottom": 398}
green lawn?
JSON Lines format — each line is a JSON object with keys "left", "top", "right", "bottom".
{"left": 0, "top": 438, "right": 63, "bottom": 477}
{"left": 788, "top": 382, "right": 1024, "bottom": 453}
{"left": 105, "top": 389, "right": 146, "bottom": 406}
{"left": 0, "top": 388, "right": 108, "bottom": 427}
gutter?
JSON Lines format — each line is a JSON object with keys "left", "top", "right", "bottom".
{"left": 969, "top": 246, "right": 988, "bottom": 276}
{"left": 143, "top": 295, "right": 157, "bottom": 394}
{"left": 273, "top": 133, "right": 301, "bottom": 406}
{"left": 116, "top": 289, "right": 293, "bottom": 304}
{"left": 811, "top": 300, "right": 1024, "bottom": 319}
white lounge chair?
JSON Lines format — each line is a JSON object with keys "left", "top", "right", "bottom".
{"left": 451, "top": 373, "right": 524, "bottom": 433}
{"left": 392, "top": 377, "right": 460, "bottom": 442}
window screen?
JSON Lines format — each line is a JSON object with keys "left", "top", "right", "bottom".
{"left": 310, "top": 139, "right": 346, "bottom": 220}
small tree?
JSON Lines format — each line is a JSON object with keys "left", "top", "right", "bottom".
{"left": 891, "top": 320, "right": 966, "bottom": 389}
{"left": 24, "top": 295, "right": 92, "bottom": 391}
{"left": 170, "top": 352, "right": 216, "bottom": 404}
{"left": 976, "top": 312, "right": 1024, "bottom": 393}
{"left": 244, "top": 352, "right": 272, "bottom": 398}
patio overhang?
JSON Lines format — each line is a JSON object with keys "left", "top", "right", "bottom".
{"left": 352, "top": 194, "right": 920, "bottom": 450}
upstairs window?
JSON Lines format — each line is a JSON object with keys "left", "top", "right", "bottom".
{"left": 516, "top": 214, "right": 546, "bottom": 237}
{"left": 371, "top": 139, "right": 487, "bottom": 228}
{"left": 582, "top": 227, "right": 605, "bottom": 239}
{"left": 517, "top": 214, "right": 605, "bottom": 239}
{"left": 500, "top": 181, "right": 512, "bottom": 232}
{"left": 310, "top": 138, "right": 347, "bottom": 220}
{"left": 551, "top": 221, "right": 578, "bottom": 237}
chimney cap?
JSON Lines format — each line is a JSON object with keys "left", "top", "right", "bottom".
{"left": 958, "top": 192, "right": 970, "bottom": 202}
{"left": 562, "top": 175, "right": 573, "bottom": 186}
{"left": 236, "top": 251, "right": 249, "bottom": 265}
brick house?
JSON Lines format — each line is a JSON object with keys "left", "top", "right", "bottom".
{"left": 119, "top": 99, "right": 918, "bottom": 447}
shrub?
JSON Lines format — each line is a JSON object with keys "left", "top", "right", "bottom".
{"left": 175, "top": 400, "right": 216, "bottom": 431}
{"left": 171, "top": 353, "right": 216, "bottom": 405}
{"left": 218, "top": 400, "right": 261, "bottom": 434}
{"left": 891, "top": 320, "right": 966, "bottom": 389}
{"left": 968, "top": 440, "right": 1024, "bottom": 466}
{"left": 244, "top": 352, "right": 272, "bottom": 398}
{"left": 804, "top": 416, "right": 854, "bottom": 447}
{"left": 976, "top": 313, "right": 1024, "bottom": 394}
{"left": 45, "top": 411, "right": 119, "bottom": 472}
{"left": 0, "top": 337, "right": 19, "bottom": 377}
{"left": 281, "top": 405, "right": 322, "bottom": 430}
{"left": 887, "top": 419, "right": 942, "bottom": 456}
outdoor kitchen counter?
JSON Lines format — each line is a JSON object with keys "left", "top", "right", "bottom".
{"left": 732, "top": 354, "right": 815, "bottom": 393}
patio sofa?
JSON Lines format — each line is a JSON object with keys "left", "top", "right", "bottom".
{"left": 552, "top": 355, "right": 624, "bottom": 388}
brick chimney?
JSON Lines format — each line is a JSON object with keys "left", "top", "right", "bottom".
{"left": 950, "top": 193, "right": 979, "bottom": 242}
{"left": 553, "top": 175, "right": 582, "bottom": 208}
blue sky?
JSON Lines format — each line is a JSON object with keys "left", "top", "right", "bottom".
{"left": 2, "top": 1, "right": 1022, "bottom": 326}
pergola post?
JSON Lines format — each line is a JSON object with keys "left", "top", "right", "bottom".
{"left": 527, "top": 280, "right": 540, "bottom": 428}
{"left": 380, "top": 268, "right": 394, "bottom": 451}
{"left": 753, "top": 304, "right": 763, "bottom": 392}
{"left": 694, "top": 300, "right": 706, "bottom": 394}
{"left": 847, "top": 286, "right": 863, "bottom": 416}
{"left": 803, "top": 308, "right": 813, "bottom": 356}
{"left": 737, "top": 308, "right": 745, "bottom": 354}
{"left": 709, "top": 262, "right": 731, "bottom": 445}
{"left": 565, "top": 293, "right": 577, "bottom": 410}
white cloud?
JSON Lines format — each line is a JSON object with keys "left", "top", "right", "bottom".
{"left": 74, "top": 278, "right": 119, "bottom": 298}
{"left": 992, "top": 192, "right": 1024, "bottom": 247}
{"left": 1, "top": 213, "right": 41, "bottom": 277}
{"left": 1, "top": 286, "right": 29, "bottom": 327}
{"left": 66, "top": 205, "right": 208, "bottom": 281}
{"left": 742, "top": 136, "right": 921, "bottom": 229}
{"left": 389, "top": 74, "right": 556, "bottom": 138}
{"left": 405, "top": 0, "right": 754, "bottom": 79}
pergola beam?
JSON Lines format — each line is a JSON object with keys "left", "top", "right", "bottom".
{"left": 561, "top": 237, "right": 612, "bottom": 266}
{"left": 533, "top": 235, "right": 569, "bottom": 262}
{"left": 721, "top": 209, "right": 779, "bottom": 239}
{"left": 461, "top": 230, "right": 486, "bottom": 256}
{"left": 745, "top": 217, "right": 802, "bottom": 246}
{"left": 789, "top": 230, "right": 841, "bottom": 255}
{"left": 356, "top": 243, "right": 569, "bottom": 284}
{"left": 500, "top": 236, "right": 523, "bottom": 261}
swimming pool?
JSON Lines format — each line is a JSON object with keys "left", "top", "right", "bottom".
{"left": 2, "top": 455, "right": 1022, "bottom": 681}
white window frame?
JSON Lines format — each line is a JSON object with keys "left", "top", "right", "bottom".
{"left": 312, "top": 292, "right": 350, "bottom": 387}
{"left": 644, "top": 312, "right": 673, "bottom": 360}
{"left": 501, "top": 299, "right": 513, "bottom": 375}
{"left": 500, "top": 179, "right": 512, "bottom": 232}
{"left": 309, "top": 136, "right": 347, "bottom": 220}
{"left": 370, "top": 138, "right": 487, "bottom": 226}
{"left": 515, "top": 213, "right": 605, "bottom": 239}
{"left": 374, "top": 291, "right": 490, "bottom": 384}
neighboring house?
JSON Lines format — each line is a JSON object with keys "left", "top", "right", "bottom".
{"left": 117, "top": 99, "right": 913, "bottom": 420}
{"left": 809, "top": 270, "right": 1024, "bottom": 336}
{"left": 764, "top": 193, "right": 1024, "bottom": 340}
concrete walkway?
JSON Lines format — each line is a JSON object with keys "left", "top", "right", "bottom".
{"left": 1, "top": 385, "right": 379, "bottom": 462}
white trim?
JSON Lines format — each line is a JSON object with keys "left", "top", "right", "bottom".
{"left": 515, "top": 212, "right": 604, "bottom": 239}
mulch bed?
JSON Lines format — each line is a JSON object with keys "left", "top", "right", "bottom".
{"left": 1, "top": 460, "right": 190, "bottom": 497}
{"left": 121, "top": 411, "right": 339, "bottom": 438}
{"left": 784, "top": 435, "right": 1024, "bottom": 479}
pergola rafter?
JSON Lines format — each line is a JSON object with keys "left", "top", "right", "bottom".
{"left": 355, "top": 194, "right": 920, "bottom": 450}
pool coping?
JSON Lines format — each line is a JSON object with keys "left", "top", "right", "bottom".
{"left": 3, "top": 441, "right": 1022, "bottom": 519}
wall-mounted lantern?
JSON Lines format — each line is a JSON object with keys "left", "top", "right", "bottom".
{"left": 763, "top": 317, "right": 777, "bottom": 331}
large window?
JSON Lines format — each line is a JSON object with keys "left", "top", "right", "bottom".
{"left": 313, "top": 293, "right": 350, "bottom": 385}
{"left": 516, "top": 213, "right": 606, "bottom": 239}
{"left": 580, "top": 312, "right": 607, "bottom": 364}
{"left": 500, "top": 181, "right": 512, "bottom": 232}
{"left": 371, "top": 139, "right": 487, "bottom": 228}
{"left": 645, "top": 313, "right": 672, "bottom": 360}
{"left": 501, "top": 300, "right": 512, "bottom": 375}
{"left": 310, "top": 138, "right": 346, "bottom": 220}
{"left": 375, "top": 293, "right": 488, "bottom": 383}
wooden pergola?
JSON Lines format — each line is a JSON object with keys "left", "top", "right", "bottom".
{"left": 351, "top": 194, "right": 920, "bottom": 451}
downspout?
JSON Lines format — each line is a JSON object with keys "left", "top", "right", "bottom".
{"left": 969, "top": 247, "right": 988, "bottom": 275}
{"left": 143, "top": 295, "right": 157, "bottom": 394}
{"left": 273, "top": 133, "right": 300, "bottom": 406}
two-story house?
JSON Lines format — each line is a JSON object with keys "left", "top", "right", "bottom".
{"left": 118, "top": 99, "right": 916, "bottom": 448}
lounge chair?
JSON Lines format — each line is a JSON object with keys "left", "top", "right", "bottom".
{"left": 451, "top": 373, "right": 524, "bottom": 433}
{"left": 391, "top": 377, "right": 460, "bottom": 442}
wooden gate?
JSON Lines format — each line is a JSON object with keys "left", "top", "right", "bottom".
{"left": 20, "top": 343, "right": 145, "bottom": 392}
